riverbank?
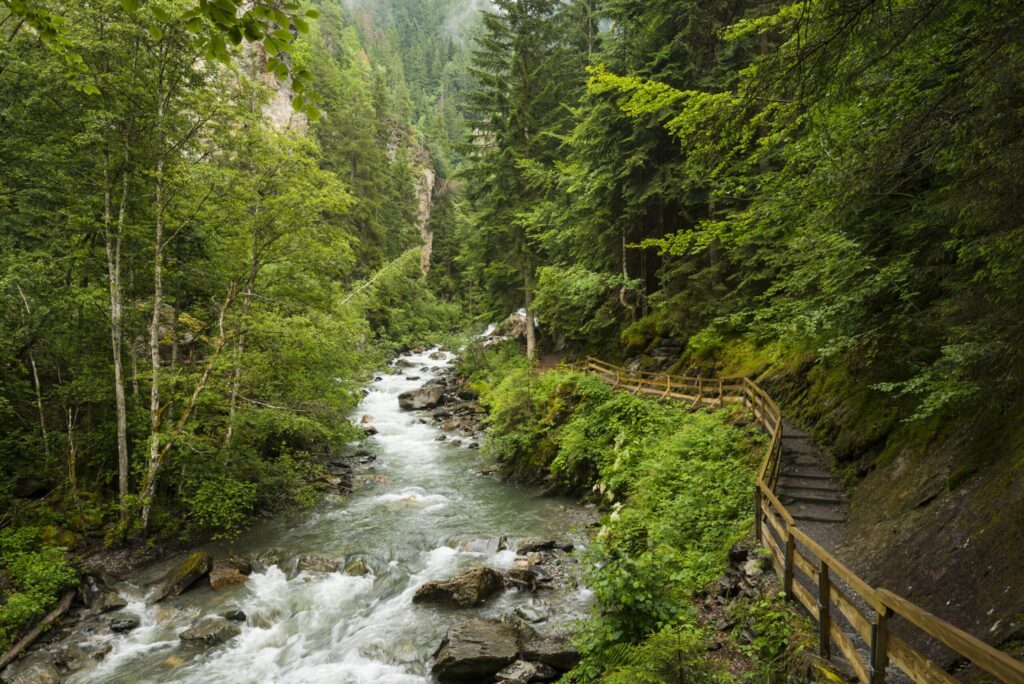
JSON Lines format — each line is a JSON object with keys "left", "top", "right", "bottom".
{"left": 2, "top": 348, "right": 598, "bottom": 683}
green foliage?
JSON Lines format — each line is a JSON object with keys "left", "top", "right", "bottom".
{"left": 0, "top": 526, "right": 77, "bottom": 651}
{"left": 0, "top": 0, "right": 478, "bottom": 544}
{"left": 479, "top": 365, "right": 761, "bottom": 680}
{"left": 579, "top": 623, "right": 726, "bottom": 684}
{"left": 2, "top": 0, "right": 320, "bottom": 115}
{"left": 183, "top": 477, "right": 257, "bottom": 541}
{"left": 532, "top": 265, "right": 637, "bottom": 350}
{"left": 726, "top": 589, "right": 819, "bottom": 678}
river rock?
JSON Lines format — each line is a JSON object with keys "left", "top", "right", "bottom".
{"left": 398, "top": 384, "right": 446, "bottom": 410}
{"left": 393, "top": 358, "right": 415, "bottom": 368}
{"left": 109, "top": 614, "right": 140, "bottom": 632}
{"left": 56, "top": 644, "right": 89, "bottom": 672}
{"left": 514, "top": 604, "right": 548, "bottom": 624}
{"left": 515, "top": 539, "right": 557, "bottom": 554}
{"left": 431, "top": 619, "right": 519, "bottom": 682}
{"left": 149, "top": 551, "right": 212, "bottom": 602}
{"left": 1, "top": 653, "right": 60, "bottom": 684}
{"left": 179, "top": 617, "right": 241, "bottom": 645}
{"left": 521, "top": 633, "right": 580, "bottom": 672}
{"left": 413, "top": 567, "right": 504, "bottom": 608}
{"left": 209, "top": 565, "right": 247, "bottom": 591}
{"left": 295, "top": 554, "right": 339, "bottom": 574}
{"left": 343, "top": 557, "right": 370, "bottom": 576}
{"left": 251, "top": 548, "right": 283, "bottom": 573}
{"left": 504, "top": 567, "right": 551, "bottom": 593}
{"left": 221, "top": 609, "right": 247, "bottom": 621}
{"left": 92, "top": 587, "right": 128, "bottom": 614}
{"left": 495, "top": 659, "right": 558, "bottom": 682}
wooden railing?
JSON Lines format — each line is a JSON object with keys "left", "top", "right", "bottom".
{"left": 576, "top": 357, "right": 1024, "bottom": 684}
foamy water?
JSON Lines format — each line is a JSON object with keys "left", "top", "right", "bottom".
{"left": 69, "top": 349, "right": 590, "bottom": 683}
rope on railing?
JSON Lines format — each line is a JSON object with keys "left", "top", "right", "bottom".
{"left": 572, "top": 356, "right": 1024, "bottom": 684}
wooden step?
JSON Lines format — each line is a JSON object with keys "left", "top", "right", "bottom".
{"left": 780, "top": 467, "right": 834, "bottom": 481}
{"left": 779, "top": 491, "right": 846, "bottom": 506}
{"left": 788, "top": 505, "right": 847, "bottom": 524}
{"left": 776, "top": 479, "right": 842, "bottom": 493}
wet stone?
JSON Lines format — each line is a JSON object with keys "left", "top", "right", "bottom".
{"left": 109, "top": 614, "right": 140, "bottom": 632}
{"left": 496, "top": 659, "right": 558, "bottom": 682}
{"left": 179, "top": 617, "right": 241, "bottom": 646}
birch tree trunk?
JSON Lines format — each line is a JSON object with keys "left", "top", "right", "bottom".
{"left": 524, "top": 264, "right": 537, "bottom": 362}
{"left": 14, "top": 284, "right": 49, "bottom": 457}
{"left": 103, "top": 147, "right": 131, "bottom": 518}
{"left": 142, "top": 89, "right": 167, "bottom": 536}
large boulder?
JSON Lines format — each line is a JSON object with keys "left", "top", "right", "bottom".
{"left": 149, "top": 551, "right": 212, "bottom": 603}
{"left": 413, "top": 567, "right": 504, "bottom": 608}
{"left": 431, "top": 619, "right": 519, "bottom": 682}
{"left": 179, "top": 617, "right": 241, "bottom": 646}
{"left": 521, "top": 633, "right": 580, "bottom": 672}
{"left": 398, "top": 383, "right": 446, "bottom": 411}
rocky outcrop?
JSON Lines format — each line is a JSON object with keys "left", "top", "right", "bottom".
{"left": 179, "top": 617, "right": 241, "bottom": 646}
{"left": 413, "top": 567, "right": 504, "bottom": 608}
{"left": 398, "top": 383, "right": 446, "bottom": 410}
{"left": 149, "top": 551, "right": 212, "bottom": 603}
{"left": 431, "top": 619, "right": 519, "bottom": 682}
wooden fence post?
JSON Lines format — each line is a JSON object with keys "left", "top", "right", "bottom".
{"left": 754, "top": 486, "right": 763, "bottom": 543}
{"left": 662, "top": 375, "right": 671, "bottom": 399}
{"left": 614, "top": 369, "right": 620, "bottom": 388}
{"left": 818, "top": 560, "right": 831, "bottom": 658}
{"left": 784, "top": 529, "right": 795, "bottom": 600}
{"left": 870, "top": 606, "right": 890, "bottom": 683}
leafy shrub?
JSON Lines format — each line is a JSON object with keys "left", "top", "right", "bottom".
{"left": 0, "top": 526, "right": 77, "bottom": 650}
{"left": 184, "top": 477, "right": 258, "bottom": 541}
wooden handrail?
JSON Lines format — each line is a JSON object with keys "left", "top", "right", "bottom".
{"left": 577, "top": 357, "right": 1024, "bottom": 683}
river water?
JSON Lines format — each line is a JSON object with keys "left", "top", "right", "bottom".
{"left": 67, "top": 349, "right": 592, "bottom": 683}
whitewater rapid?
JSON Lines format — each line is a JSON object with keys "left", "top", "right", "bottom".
{"left": 69, "top": 349, "right": 591, "bottom": 683}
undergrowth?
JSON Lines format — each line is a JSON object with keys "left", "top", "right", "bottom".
{"left": 464, "top": 346, "right": 816, "bottom": 681}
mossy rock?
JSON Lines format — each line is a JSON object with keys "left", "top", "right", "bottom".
{"left": 149, "top": 551, "right": 212, "bottom": 603}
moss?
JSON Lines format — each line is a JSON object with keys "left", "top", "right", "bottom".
{"left": 946, "top": 464, "right": 978, "bottom": 491}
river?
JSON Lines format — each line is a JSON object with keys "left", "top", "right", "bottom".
{"left": 66, "top": 349, "right": 592, "bottom": 683}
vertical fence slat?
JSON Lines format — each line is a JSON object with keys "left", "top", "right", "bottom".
{"left": 819, "top": 561, "right": 831, "bottom": 658}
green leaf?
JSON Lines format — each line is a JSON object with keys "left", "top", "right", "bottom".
{"left": 147, "top": 23, "right": 163, "bottom": 41}
{"left": 120, "top": 0, "right": 139, "bottom": 12}
{"left": 152, "top": 7, "right": 171, "bottom": 22}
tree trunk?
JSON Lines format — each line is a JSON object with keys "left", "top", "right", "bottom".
{"left": 524, "top": 265, "right": 537, "bottom": 362}
{"left": 142, "top": 94, "right": 166, "bottom": 536}
{"left": 14, "top": 284, "right": 49, "bottom": 457}
{"left": 225, "top": 214, "right": 259, "bottom": 449}
{"left": 137, "top": 294, "right": 233, "bottom": 529}
{"left": 103, "top": 148, "right": 131, "bottom": 518}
